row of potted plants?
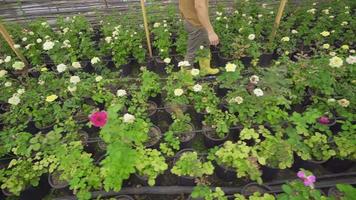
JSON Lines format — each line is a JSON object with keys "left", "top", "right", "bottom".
{"left": 0, "top": 0, "right": 354, "bottom": 73}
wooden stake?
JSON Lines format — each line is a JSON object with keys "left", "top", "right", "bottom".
{"left": 140, "top": 0, "right": 153, "bottom": 58}
{"left": 0, "top": 23, "right": 29, "bottom": 66}
{"left": 103, "top": 0, "right": 108, "bottom": 9}
{"left": 269, "top": 0, "right": 288, "bottom": 42}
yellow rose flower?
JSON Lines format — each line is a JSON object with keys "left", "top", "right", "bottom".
{"left": 46, "top": 95, "right": 58, "bottom": 102}
{"left": 338, "top": 99, "right": 350, "bottom": 107}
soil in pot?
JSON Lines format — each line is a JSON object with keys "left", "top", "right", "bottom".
{"left": 147, "top": 101, "right": 158, "bottom": 117}
{"left": 202, "top": 125, "right": 229, "bottom": 148}
{"left": 48, "top": 171, "right": 69, "bottom": 189}
{"left": 164, "top": 102, "right": 188, "bottom": 114}
{"left": 177, "top": 123, "right": 196, "bottom": 149}
{"left": 144, "top": 126, "right": 162, "bottom": 149}
{"left": 115, "top": 195, "right": 135, "bottom": 200}
{"left": 259, "top": 53, "right": 274, "bottom": 67}
{"left": 214, "top": 161, "right": 236, "bottom": 182}
{"left": 323, "top": 158, "right": 354, "bottom": 173}
{"left": 242, "top": 182, "right": 272, "bottom": 196}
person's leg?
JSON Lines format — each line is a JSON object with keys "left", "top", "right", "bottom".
{"left": 184, "top": 20, "right": 209, "bottom": 66}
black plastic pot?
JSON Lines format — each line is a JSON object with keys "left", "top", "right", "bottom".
{"left": 153, "top": 57, "right": 168, "bottom": 75}
{"left": 144, "top": 125, "right": 162, "bottom": 149}
{"left": 179, "top": 123, "right": 196, "bottom": 149}
{"left": 35, "top": 122, "right": 55, "bottom": 133}
{"left": 173, "top": 149, "right": 196, "bottom": 186}
{"left": 240, "top": 56, "right": 252, "bottom": 67}
{"left": 202, "top": 125, "right": 229, "bottom": 148}
{"left": 259, "top": 53, "right": 274, "bottom": 67}
{"left": 214, "top": 161, "right": 236, "bottom": 182}
{"left": 261, "top": 166, "right": 279, "bottom": 182}
{"left": 242, "top": 182, "right": 273, "bottom": 196}
{"left": 216, "top": 87, "right": 230, "bottom": 98}
{"left": 48, "top": 171, "right": 69, "bottom": 189}
{"left": 115, "top": 195, "right": 135, "bottom": 200}
{"left": 217, "top": 53, "right": 233, "bottom": 67}
{"left": 292, "top": 155, "right": 327, "bottom": 172}
{"left": 323, "top": 158, "right": 354, "bottom": 173}
{"left": 327, "top": 187, "right": 344, "bottom": 200}
{"left": 120, "top": 61, "right": 133, "bottom": 77}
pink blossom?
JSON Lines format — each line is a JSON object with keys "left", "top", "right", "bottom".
{"left": 303, "top": 175, "right": 316, "bottom": 187}
{"left": 297, "top": 171, "right": 305, "bottom": 179}
{"left": 89, "top": 111, "right": 108, "bottom": 127}
{"left": 318, "top": 116, "right": 330, "bottom": 124}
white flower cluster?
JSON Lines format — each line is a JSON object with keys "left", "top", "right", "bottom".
{"left": 229, "top": 96, "right": 244, "bottom": 104}
{"left": 43, "top": 40, "right": 55, "bottom": 50}
{"left": 57, "top": 64, "right": 67, "bottom": 73}
{"left": 123, "top": 113, "right": 135, "bottom": 123}
{"left": 12, "top": 61, "right": 25, "bottom": 70}
{"left": 329, "top": 56, "right": 343, "bottom": 68}
{"left": 117, "top": 89, "right": 127, "bottom": 97}
{"left": 225, "top": 62, "right": 237, "bottom": 72}
{"left": 91, "top": 57, "right": 100, "bottom": 65}
{"left": 62, "top": 40, "right": 71, "bottom": 48}
{"left": 174, "top": 88, "right": 184, "bottom": 96}
{"left": 178, "top": 61, "right": 190, "bottom": 68}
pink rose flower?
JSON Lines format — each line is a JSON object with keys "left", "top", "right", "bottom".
{"left": 297, "top": 170, "right": 316, "bottom": 187}
{"left": 89, "top": 111, "right": 108, "bottom": 127}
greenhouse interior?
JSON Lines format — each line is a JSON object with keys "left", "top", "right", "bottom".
{"left": 0, "top": 0, "right": 355, "bottom": 199}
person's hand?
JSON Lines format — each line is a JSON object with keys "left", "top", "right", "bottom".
{"left": 208, "top": 31, "right": 219, "bottom": 46}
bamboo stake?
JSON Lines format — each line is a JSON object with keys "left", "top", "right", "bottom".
{"left": 140, "top": 0, "right": 153, "bottom": 58}
{"left": 0, "top": 23, "right": 29, "bottom": 66}
{"left": 269, "top": 0, "right": 288, "bottom": 43}
{"left": 103, "top": 0, "right": 108, "bottom": 9}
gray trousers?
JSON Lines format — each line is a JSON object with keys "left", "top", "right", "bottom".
{"left": 184, "top": 20, "right": 210, "bottom": 65}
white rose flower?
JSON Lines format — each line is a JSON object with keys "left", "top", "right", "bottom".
{"left": 153, "top": 22, "right": 161, "bottom": 28}
{"left": 225, "top": 62, "right": 237, "bottom": 72}
{"left": 5, "top": 81, "right": 12, "bottom": 87}
{"left": 322, "top": 9, "right": 329, "bottom": 14}
{"left": 41, "top": 22, "right": 47, "bottom": 26}
{"left": 12, "top": 61, "right": 25, "bottom": 70}
{"left": 174, "top": 88, "right": 184, "bottom": 96}
{"left": 44, "top": 35, "right": 50, "bottom": 39}
{"left": 70, "top": 76, "right": 81, "bottom": 84}
{"left": 291, "top": 30, "right": 298, "bottom": 34}
{"left": 22, "top": 37, "right": 27, "bottom": 42}
{"left": 329, "top": 56, "right": 343, "bottom": 68}
{"left": 8, "top": 94, "right": 20, "bottom": 105}
{"left": 117, "top": 89, "right": 127, "bottom": 97}
{"left": 25, "top": 44, "right": 34, "bottom": 50}
{"left": 95, "top": 76, "right": 103, "bottom": 82}
{"left": 72, "top": 62, "right": 81, "bottom": 69}
{"left": 67, "top": 85, "right": 77, "bottom": 92}
{"left": 4, "top": 56, "right": 11, "bottom": 63}
{"left": 14, "top": 44, "right": 20, "bottom": 49}
{"left": 323, "top": 44, "right": 330, "bottom": 49}
{"left": 17, "top": 89, "right": 25, "bottom": 94}
{"left": 281, "top": 36, "right": 290, "bottom": 42}
{"left": 38, "top": 80, "right": 45, "bottom": 85}
{"left": 193, "top": 84, "right": 202, "bottom": 92}
{"left": 91, "top": 57, "right": 100, "bottom": 65}
{"left": 56, "top": 64, "right": 67, "bottom": 73}
{"left": 123, "top": 113, "right": 135, "bottom": 123}
{"left": 63, "top": 27, "right": 69, "bottom": 34}
{"left": 341, "top": 21, "right": 348, "bottom": 26}
{"left": 200, "top": 45, "right": 204, "bottom": 50}
{"left": 230, "top": 96, "right": 244, "bottom": 104}
{"left": 338, "top": 99, "right": 350, "bottom": 107}
{"left": 249, "top": 75, "right": 260, "bottom": 84}
{"left": 178, "top": 61, "right": 191, "bottom": 68}
{"left": 28, "top": 31, "right": 34, "bottom": 36}
{"left": 191, "top": 68, "right": 200, "bottom": 76}
{"left": 258, "top": 14, "right": 263, "bottom": 18}
{"left": 350, "top": 50, "right": 355, "bottom": 53}
{"left": 253, "top": 88, "right": 264, "bottom": 97}
{"left": 346, "top": 56, "right": 356, "bottom": 65}
{"left": 307, "top": 9, "right": 316, "bottom": 14}
{"left": 0, "top": 70, "right": 7, "bottom": 77}
{"left": 105, "top": 36, "right": 112, "bottom": 44}
{"left": 329, "top": 15, "right": 334, "bottom": 19}
{"left": 327, "top": 98, "right": 336, "bottom": 103}
{"left": 248, "top": 34, "right": 255, "bottom": 40}
{"left": 43, "top": 40, "right": 55, "bottom": 50}
{"left": 341, "top": 45, "right": 349, "bottom": 50}
{"left": 163, "top": 58, "right": 171, "bottom": 64}
{"left": 320, "top": 31, "right": 330, "bottom": 37}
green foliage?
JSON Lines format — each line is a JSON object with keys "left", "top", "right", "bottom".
{"left": 192, "top": 186, "right": 227, "bottom": 200}
{"left": 336, "top": 184, "right": 356, "bottom": 200}
{"left": 234, "top": 192, "right": 275, "bottom": 200}
{"left": 215, "top": 141, "right": 262, "bottom": 183}
{"left": 135, "top": 148, "right": 168, "bottom": 186}
{"left": 277, "top": 181, "right": 329, "bottom": 200}
{"left": 171, "top": 151, "right": 214, "bottom": 178}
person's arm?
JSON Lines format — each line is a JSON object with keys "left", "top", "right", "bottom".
{"left": 195, "top": 0, "right": 219, "bottom": 45}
